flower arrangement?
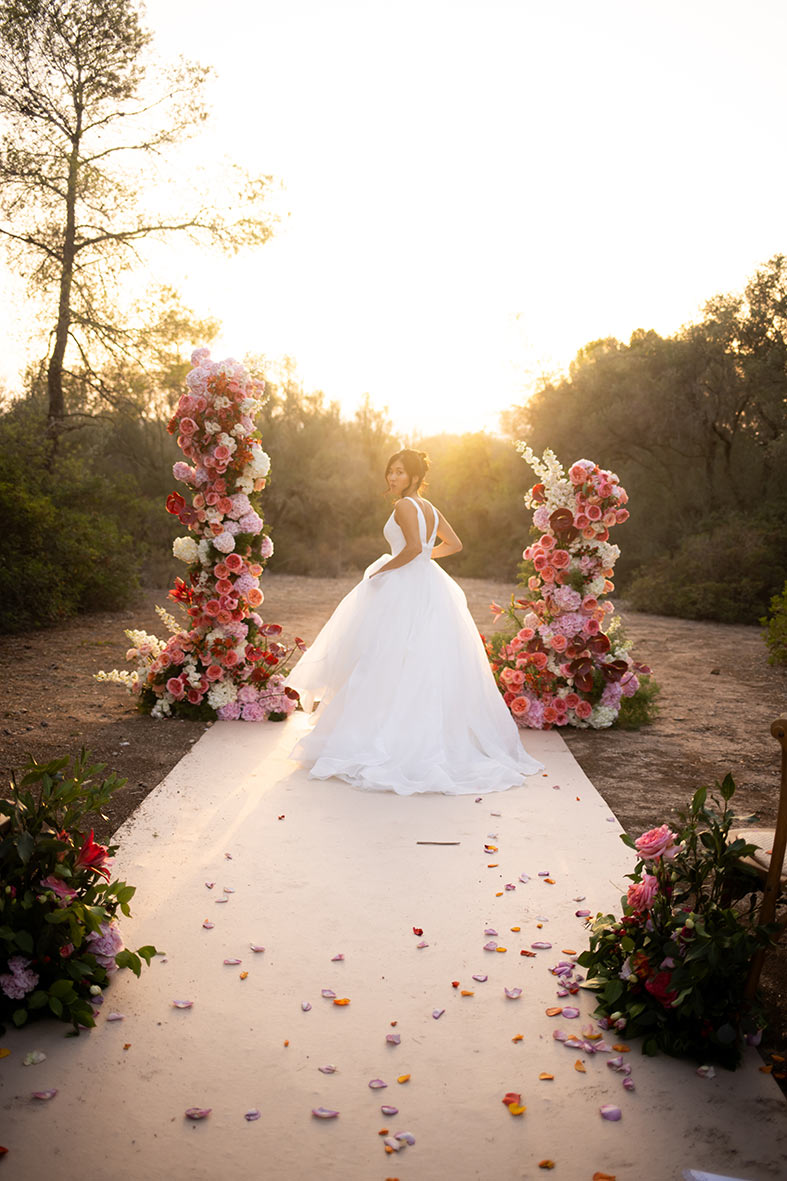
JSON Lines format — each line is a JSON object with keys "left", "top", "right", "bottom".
{"left": 97, "top": 349, "right": 303, "bottom": 721}
{"left": 0, "top": 752, "right": 157, "bottom": 1032}
{"left": 485, "top": 447, "right": 653, "bottom": 729}
{"left": 577, "top": 776, "right": 772, "bottom": 1069}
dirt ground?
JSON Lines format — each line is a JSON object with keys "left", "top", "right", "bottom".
{"left": 1, "top": 575, "right": 786, "bottom": 1070}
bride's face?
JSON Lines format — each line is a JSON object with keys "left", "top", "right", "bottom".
{"left": 386, "top": 460, "right": 412, "bottom": 497}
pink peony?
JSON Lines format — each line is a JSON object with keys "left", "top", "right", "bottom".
{"left": 550, "top": 634, "right": 568, "bottom": 652}
{"left": 40, "top": 874, "right": 78, "bottom": 901}
{"left": 635, "top": 824, "right": 679, "bottom": 862}
{"left": 627, "top": 873, "right": 659, "bottom": 911}
{"left": 517, "top": 626, "right": 535, "bottom": 641}
{"left": 166, "top": 677, "right": 185, "bottom": 699}
{"left": 241, "top": 702, "right": 266, "bottom": 722}
{"left": 86, "top": 920, "right": 124, "bottom": 972}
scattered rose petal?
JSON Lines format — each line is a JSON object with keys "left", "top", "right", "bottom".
{"left": 483, "top": 941, "right": 498, "bottom": 952}
{"left": 592, "top": 1174, "right": 617, "bottom": 1181}
{"left": 574, "top": 1060, "right": 586, "bottom": 1073}
{"left": 185, "top": 1108, "right": 211, "bottom": 1120}
{"left": 539, "top": 1072, "right": 554, "bottom": 1080}
{"left": 472, "top": 974, "right": 488, "bottom": 983}
{"left": 519, "top": 873, "right": 531, "bottom": 883}
{"left": 520, "top": 949, "right": 536, "bottom": 957}
{"left": 205, "top": 882, "right": 215, "bottom": 889}
{"left": 381, "top": 1105, "right": 399, "bottom": 1116}
{"left": 600, "top": 1105, "right": 622, "bottom": 1121}
{"left": 416, "top": 941, "right": 429, "bottom": 949}
{"left": 484, "top": 928, "right": 498, "bottom": 936}
{"left": 301, "top": 1002, "right": 312, "bottom": 1012}
{"left": 202, "top": 921, "right": 214, "bottom": 930}
{"left": 319, "top": 1065, "right": 337, "bottom": 1074}
{"left": 396, "top": 1074, "right": 410, "bottom": 1083}
{"left": 412, "top": 927, "right": 423, "bottom": 936}
{"left": 505, "top": 883, "right": 516, "bottom": 891}
{"left": 369, "top": 1079, "right": 388, "bottom": 1089}
{"left": 223, "top": 887, "right": 235, "bottom": 894}
{"left": 538, "top": 871, "right": 550, "bottom": 877}
{"left": 223, "top": 958, "right": 242, "bottom": 965}
{"left": 539, "top": 1161, "right": 556, "bottom": 1169}
{"left": 460, "top": 990, "right": 474, "bottom": 996}
{"left": 384, "top": 1137, "right": 404, "bottom": 1152}
{"left": 546, "top": 1007, "right": 563, "bottom": 1017}
{"left": 502, "top": 1092, "right": 521, "bottom": 1106}
{"left": 495, "top": 946, "right": 507, "bottom": 953}
{"left": 505, "top": 987, "right": 523, "bottom": 999}
{"left": 575, "top": 910, "right": 591, "bottom": 918}
{"left": 531, "top": 942, "right": 552, "bottom": 950}
{"left": 451, "top": 981, "right": 460, "bottom": 988}
{"left": 475, "top": 797, "right": 483, "bottom": 802}
{"left": 573, "top": 896, "right": 586, "bottom": 902}
{"left": 395, "top": 1132, "right": 416, "bottom": 1145}
{"left": 239, "top": 971, "right": 248, "bottom": 980}
{"left": 510, "top": 926, "right": 521, "bottom": 932}
{"left": 622, "top": 1076, "right": 635, "bottom": 1091}
{"left": 696, "top": 1064, "right": 716, "bottom": 1079}
{"left": 552, "top": 1029, "right": 568, "bottom": 1041}
{"left": 244, "top": 1109, "right": 261, "bottom": 1121}
{"left": 508, "top": 1103, "right": 526, "bottom": 1116}
{"left": 333, "top": 998, "right": 350, "bottom": 1006}
{"left": 215, "top": 898, "right": 228, "bottom": 904}
{"left": 432, "top": 1009, "right": 445, "bottom": 1019}
{"left": 611, "top": 1044, "right": 630, "bottom": 1052}
{"left": 31, "top": 1090, "right": 57, "bottom": 1100}
{"left": 106, "top": 1013, "right": 124, "bottom": 1022}
{"left": 22, "top": 1051, "right": 46, "bottom": 1066}
{"left": 321, "top": 989, "right": 336, "bottom": 999}
{"left": 331, "top": 954, "right": 344, "bottom": 962}
{"left": 512, "top": 1034, "right": 524, "bottom": 1043}
{"left": 386, "top": 1034, "right": 401, "bottom": 1045}
{"left": 172, "top": 1000, "right": 194, "bottom": 1009}
{"left": 249, "top": 944, "right": 265, "bottom": 953}
{"left": 311, "top": 1107, "right": 339, "bottom": 1119}
{"left": 224, "top": 852, "right": 232, "bottom": 859}
{"left": 562, "top": 1007, "right": 580, "bottom": 1019}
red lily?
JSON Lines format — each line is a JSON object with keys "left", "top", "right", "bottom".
{"left": 75, "top": 830, "right": 112, "bottom": 881}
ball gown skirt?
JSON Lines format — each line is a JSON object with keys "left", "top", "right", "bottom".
{"left": 284, "top": 498, "right": 543, "bottom": 795}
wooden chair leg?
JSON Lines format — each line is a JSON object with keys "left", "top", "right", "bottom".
{"left": 745, "top": 718, "right": 787, "bottom": 1001}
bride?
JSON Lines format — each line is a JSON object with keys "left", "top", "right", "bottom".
{"left": 284, "top": 449, "right": 543, "bottom": 794}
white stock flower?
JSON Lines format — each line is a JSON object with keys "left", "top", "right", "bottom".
{"left": 204, "top": 420, "right": 220, "bottom": 434}
{"left": 151, "top": 698, "right": 172, "bottom": 719}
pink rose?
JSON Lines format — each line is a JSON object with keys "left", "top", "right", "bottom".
{"left": 206, "top": 664, "right": 224, "bottom": 681}
{"left": 246, "top": 588, "right": 264, "bottom": 607}
{"left": 575, "top": 513, "right": 589, "bottom": 529}
{"left": 225, "top": 553, "right": 243, "bottom": 573}
{"left": 575, "top": 700, "right": 592, "bottom": 719}
{"left": 627, "top": 873, "right": 659, "bottom": 911}
{"left": 539, "top": 534, "right": 555, "bottom": 550}
{"left": 517, "top": 627, "right": 535, "bottom": 641}
{"left": 550, "top": 549, "right": 570, "bottom": 569}
{"left": 634, "top": 824, "right": 679, "bottom": 862}
{"left": 203, "top": 599, "right": 221, "bottom": 617}
{"left": 529, "top": 651, "right": 548, "bottom": 670}
{"left": 565, "top": 692, "right": 580, "bottom": 709}
{"left": 616, "top": 508, "right": 630, "bottom": 523}
{"left": 214, "top": 444, "right": 231, "bottom": 462}
{"left": 180, "top": 417, "right": 198, "bottom": 435}
{"left": 166, "top": 677, "right": 185, "bottom": 699}
{"left": 186, "top": 688, "right": 203, "bottom": 705}
{"left": 510, "top": 696, "right": 529, "bottom": 717}
{"left": 550, "top": 634, "right": 568, "bottom": 652}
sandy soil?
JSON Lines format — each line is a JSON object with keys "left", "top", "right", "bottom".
{"left": 1, "top": 575, "right": 785, "bottom": 1064}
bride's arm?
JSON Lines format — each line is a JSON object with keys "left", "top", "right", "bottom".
{"left": 431, "top": 508, "right": 463, "bottom": 561}
{"left": 370, "top": 499, "right": 422, "bottom": 576}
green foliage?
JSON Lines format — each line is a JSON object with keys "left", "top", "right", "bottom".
{"left": 614, "top": 674, "right": 660, "bottom": 729}
{"left": 761, "top": 581, "right": 787, "bottom": 666}
{"left": 624, "top": 512, "right": 787, "bottom": 624}
{"left": 577, "top": 776, "right": 772, "bottom": 1068}
{"left": 0, "top": 751, "right": 158, "bottom": 1033}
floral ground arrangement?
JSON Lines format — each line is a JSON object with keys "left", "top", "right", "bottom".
{"left": 487, "top": 448, "right": 656, "bottom": 730}
{"left": 97, "top": 350, "right": 302, "bottom": 721}
{"left": 0, "top": 752, "right": 156, "bottom": 1032}
{"left": 577, "top": 775, "right": 775, "bottom": 1069}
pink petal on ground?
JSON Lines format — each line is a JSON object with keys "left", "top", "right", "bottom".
{"left": 214, "top": 898, "right": 229, "bottom": 904}
{"left": 505, "top": 884, "right": 516, "bottom": 891}
{"left": 519, "top": 873, "right": 531, "bottom": 883}
{"left": 472, "top": 974, "right": 488, "bottom": 983}
{"left": 301, "top": 1002, "right": 312, "bottom": 1012}
{"left": 484, "top": 928, "right": 499, "bottom": 936}
{"left": 331, "top": 954, "right": 344, "bottom": 962}
{"left": 575, "top": 910, "right": 591, "bottom": 917}
{"left": 504, "top": 988, "right": 523, "bottom": 999}
{"left": 185, "top": 1107, "right": 211, "bottom": 1120}
{"left": 202, "top": 921, "right": 215, "bottom": 929}
{"left": 244, "top": 1109, "right": 261, "bottom": 1121}
{"left": 384, "top": 1138, "right": 404, "bottom": 1152}
{"left": 483, "top": 941, "right": 499, "bottom": 951}
{"left": 395, "top": 1132, "right": 416, "bottom": 1145}
{"left": 369, "top": 1079, "right": 388, "bottom": 1089}
{"left": 31, "top": 1090, "right": 57, "bottom": 1100}
{"left": 432, "top": 1009, "right": 445, "bottom": 1019}
{"left": 249, "top": 944, "right": 265, "bottom": 953}
{"left": 106, "top": 1013, "right": 124, "bottom": 1022}
{"left": 223, "top": 887, "right": 236, "bottom": 894}
{"left": 416, "top": 941, "right": 429, "bottom": 949}
{"left": 538, "top": 871, "right": 550, "bottom": 877}
{"left": 562, "top": 1006, "right": 580, "bottom": 1018}
{"left": 205, "top": 882, "right": 215, "bottom": 889}
{"left": 552, "top": 1029, "right": 568, "bottom": 1042}
{"left": 172, "top": 1000, "right": 194, "bottom": 1008}
{"left": 386, "top": 1033, "right": 401, "bottom": 1045}
{"left": 321, "top": 989, "right": 336, "bottom": 999}
{"left": 381, "top": 1105, "right": 399, "bottom": 1116}
{"left": 311, "top": 1107, "right": 339, "bottom": 1119}
{"left": 318, "top": 1065, "right": 337, "bottom": 1074}
{"left": 600, "top": 1105, "right": 622, "bottom": 1121}
{"left": 223, "top": 958, "right": 242, "bottom": 965}
{"left": 531, "top": 942, "right": 552, "bottom": 950}
{"left": 622, "top": 1077, "right": 635, "bottom": 1091}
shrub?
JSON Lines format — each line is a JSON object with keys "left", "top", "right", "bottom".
{"left": 761, "top": 582, "right": 787, "bottom": 666}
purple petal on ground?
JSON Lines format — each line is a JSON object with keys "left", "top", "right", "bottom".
{"left": 531, "top": 942, "right": 552, "bottom": 950}
{"left": 504, "top": 884, "right": 516, "bottom": 891}
{"left": 311, "top": 1107, "right": 339, "bottom": 1119}
{"left": 552, "top": 1029, "right": 568, "bottom": 1042}
{"left": 395, "top": 1132, "right": 416, "bottom": 1145}
{"left": 106, "top": 1013, "right": 124, "bottom": 1022}
{"left": 483, "top": 941, "right": 498, "bottom": 951}
{"left": 301, "top": 1002, "right": 312, "bottom": 1011}
{"left": 538, "top": 871, "right": 550, "bottom": 877}
{"left": 484, "top": 928, "right": 499, "bottom": 936}
{"left": 381, "top": 1105, "right": 399, "bottom": 1116}
{"left": 386, "top": 1033, "right": 401, "bottom": 1045}
{"left": 214, "top": 897, "right": 229, "bottom": 904}
{"left": 321, "top": 989, "right": 336, "bottom": 999}
{"left": 475, "top": 797, "right": 483, "bottom": 802}
{"left": 31, "top": 1090, "right": 57, "bottom": 1100}
{"left": 368, "top": 1079, "right": 387, "bottom": 1089}
{"left": 202, "top": 921, "right": 215, "bottom": 930}
{"left": 622, "top": 1077, "right": 635, "bottom": 1091}
{"left": 562, "top": 1006, "right": 580, "bottom": 1018}
{"left": 318, "top": 1065, "right": 337, "bottom": 1074}
{"left": 185, "top": 1107, "right": 211, "bottom": 1120}
{"left": 472, "top": 974, "right": 488, "bottom": 983}
{"left": 223, "top": 958, "right": 242, "bottom": 965}
{"left": 575, "top": 909, "right": 592, "bottom": 917}
{"left": 556, "top": 988, "right": 569, "bottom": 998}
{"left": 416, "top": 941, "right": 429, "bottom": 948}
{"left": 383, "top": 1138, "right": 404, "bottom": 1152}
{"left": 607, "top": 1056, "right": 624, "bottom": 1070}
{"left": 519, "top": 873, "right": 531, "bottom": 883}
{"left": 172, "top": 1000, "right": 194, "bottom": 1008}
{"left": 432, "top": 1009, "right": 445, "bottom": 1019}
{"left": 600, "top": 1105, "right": 622, "bottom": 1121}
{"left": 205, "top": 882, "right": 215, "bottom": 889}
{"left": 504, "top": 987, "right": 523, "bottom": 999}
{"left": 245, "top": 1109, "right": 262, "bottom": 1121}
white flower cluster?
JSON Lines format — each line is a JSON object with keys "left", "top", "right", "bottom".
{"left": 95, "top": 669, "right": 139, "bottom": 688}
{"left": 207, "top": 680, "right": 238, "bottom": 710}
{"left": 173, "top": 536, "right": 199, "bottom": 563}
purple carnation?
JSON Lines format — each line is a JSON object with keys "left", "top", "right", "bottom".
{"left": 86, "top": 920, "right": 124, "bottom": 973}
{"left": 217, "top": 701, "right": 242, "bottom": 720}
{"left": 241, "top": 701, "right": 266, "bottom": 722}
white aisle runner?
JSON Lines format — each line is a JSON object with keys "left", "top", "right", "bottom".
{"left": 1, "top": 715, "right": 785, "bottom": 1180}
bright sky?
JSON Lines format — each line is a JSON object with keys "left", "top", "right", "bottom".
{"left": 3, "top": 0, "right": 786, "bottom": 435}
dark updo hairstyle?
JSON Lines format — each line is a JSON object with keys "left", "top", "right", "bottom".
{"left": 385, "top": 448, "right": 430, "bottom": 495}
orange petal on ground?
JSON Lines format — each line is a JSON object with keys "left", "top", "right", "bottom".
{"left": 539, "top": 1163, "right": 556, "bottom": 1171}
{"left": 333, "top": 998, "right": 351, "bottom": 1006}
{"left": 612, "top": 1043, "right": 630, "bottom": 1052}
{"left": 460, "top": 990, "right": 475, "bottom": 997}
{"left": 508, "top": 1103, "right": 526, "bottom": 1116}
{"left": 396, "top": 1074, "right": 410, "bottom": 1084}
{"left": 546, "top": 1007, "right": 563, "bottom": 1017}
{"left": 574, "top": 1060, "right": 586, "bottom": 1073}
{"left": 512, "top": 1035, "right": 524, "bottom": 1043}
{"left": 539, "top": 1073, "right": 554, "bottom": 1081}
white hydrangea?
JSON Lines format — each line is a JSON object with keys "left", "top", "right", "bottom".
{"left": 235, "top": 475, "right": 253, "bottom": 494}
{"left": 589, "top": 705, "right": 619, "bottom": 729}
{"left": 588, "top": 576, "right": 606, "bottom": 596}
{"left": 151, "top": 698, "right": 173, "bottom": 719}
{"left": 596, "top": 542, "right": 621, "bottom": 569}
{"left": 208, "top": 681, "right": 238, "bottom": 709}
{"left": 173, "top": 535, "right": 199, "bottom": 564}
{"left": 247, "top": 443, "right": 271, "bottom": 478}
{"left": 197, "top": 540, "right": 212, "bottom": 564}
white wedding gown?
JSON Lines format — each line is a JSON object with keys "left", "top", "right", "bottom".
{"left": 284, "top": 497, "right": 543, "bottom": 794}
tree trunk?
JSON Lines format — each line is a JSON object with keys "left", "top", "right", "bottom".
{"left": 46, "top": 116, "right": 81, "bottom": 452}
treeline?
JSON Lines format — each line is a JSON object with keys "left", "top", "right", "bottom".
{"left": 506, "top": 255, "right": 787, "bottom": 624}
{"left": 1, "top": 257, "right": 785, "bottom": 633}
